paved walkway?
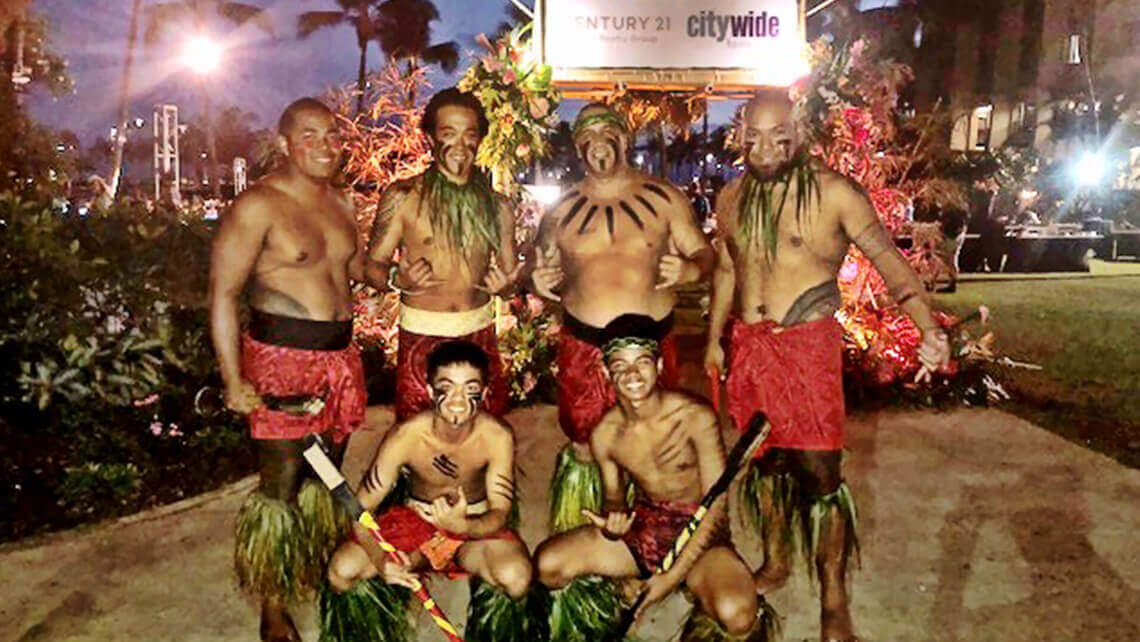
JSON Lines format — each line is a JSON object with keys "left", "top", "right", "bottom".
{"left": 3, "top": 405, "right": 1140, "bottom": 642}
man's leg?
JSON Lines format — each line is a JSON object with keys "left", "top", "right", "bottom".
{"left": 790, "top": 449, "right": 858, "bottom": 642}
{"left": 535, "top": 525, "right": 641, "bottom": 588}
{"left": 458, "top": 538, "right": 534, "bottom": 600}
{"left": 250, "top": 434, "right": 347, "bottom": 642}
{"left": 685, "top": 547, "right": 761, "bottom": 637}
{"left": 745, "top": 450, "right": 796, "bottom": 595}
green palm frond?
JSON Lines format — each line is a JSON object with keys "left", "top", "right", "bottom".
{"left": 297, "top": 10, "right": 347, "bottom": 38}
{"left": 422, "top": 41, "right": 459, "bottom": 73}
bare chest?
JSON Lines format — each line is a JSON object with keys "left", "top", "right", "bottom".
{"left": 402, "top": 193, "right": 494, "bottom": 263}
{"left": 556, "top": 194, "right": 669, "bottom": 261}
{"left": 613, "top": 419, "right": 698, "bottom": 481}
{"left": 404, "top": 436, "right": 489, "bottom": 490}
{"left": 266, "top": 203, "right": 357, "bottom": 268}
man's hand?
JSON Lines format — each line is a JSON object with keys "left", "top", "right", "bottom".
{"left": 430, "top": 487, "right": 469, "bottom": 535}
{"left": 224, "top": 380, "right": 263, "bottom": 414}
{"left": 914, "top": 328, "right": 951, "bottom": 384}
{"left": 703, "top": 342, "right": 726, "bottom": 381}
{"left": 379, "top": 550, "right": 419, "bottom": 590}
{"left": 532, "top": 245, "right": 563, "bottom": 301}
{"left": 581, "top": 509, "right": 634, "bottom": 539}
{"left": 476, "top": 262, "right": 523, "bottom": 296}
{"left": 397, "top": 253, "right": 446, "bottom": 294}
{"left": 634, "top": 572, "right": 679, "bottom": 621}
{"left": 655, "top": 254, "right": 696, "bottom": 290}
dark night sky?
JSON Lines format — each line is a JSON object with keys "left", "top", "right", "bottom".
{"left": 26, "top": 0, "right": 509, "bottom": 144}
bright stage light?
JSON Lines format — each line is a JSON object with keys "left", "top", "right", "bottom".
{"left": 1073, "top": 152, "right": 1105, "bottom": 186}
{"left": 522, "top": 184, "right": 563, "bottom": 206}
{"left": 182, "top": 36, "right": 222, "bottom": 74}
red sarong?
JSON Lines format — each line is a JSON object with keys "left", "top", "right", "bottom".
{"left": 373, "top": 505, "right": 519, "bottom": 575}
{"left": 556, "top": 320, "right": 679, "bottom": 444}
{"left": 725, "top": 317, "right": 845, "bottom": 458}
{"left": 395, "top": 324, "right": 508, "bottom": 422}
{"left": 621, "top": 498, "right": 729, "bottom": 577}
{"left": 241, "top": 334, "right": 366, "bottom": 444}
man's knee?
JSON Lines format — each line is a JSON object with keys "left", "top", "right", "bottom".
{"left": 713, "top": 590, "right": 758, "bottom": 637}
{"left": 326, "top": 545, "right": 363, "bottom": 593}
{"left": 492, "top": 554, "right": 533, "bottom": 600}
{"left": 535, "top": 540, "right": 571, "bottom": 588}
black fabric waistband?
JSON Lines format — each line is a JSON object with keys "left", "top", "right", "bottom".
{"left": 249, "top": 309, "right": 352, "bottom": 351}
{"left": 563, "top": 312, "right": 674, "bottom": 347}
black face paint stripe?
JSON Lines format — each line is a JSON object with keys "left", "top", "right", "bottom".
{"left": 554, "top": 189, "right": 581, "bottom": 209}
{"left": 578, "top": 204, "right": 599, "bottom": 235}
{"left": 634, "top": 194, "right": 659, "bottom": 218}
{"left": 619, "top": 200, "right": 644, "bottom": 230}
{"left": 561, "top": 196, "right": 589, "bottom": 229}
{"left": 605, "top": 206, "right": 615, "bottom": 238}
{"left": 643, "top": 183, "right": 672, "bottom": 202}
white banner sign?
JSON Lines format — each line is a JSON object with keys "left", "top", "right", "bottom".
{"left": 544, "top": 0, "right": 804, "bottom": 84}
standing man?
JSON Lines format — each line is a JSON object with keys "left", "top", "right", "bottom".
{"left": 704, "top": 89, "right": 951, "bottom": 642}
{"left": 366, "top": 87, "right": 518, "bottom": 422}
{"left": 210, "top": 97, "right": 376, "bottom": 642}
{"left": 531, "top": 103, "right": 714, "bottom": 532}
{"left": 535, "top": 315, "right": 768, "bottom": 641}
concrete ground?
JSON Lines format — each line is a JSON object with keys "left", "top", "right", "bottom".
{"left": 3, "top": 404, "right": 1140, "bottom": 642}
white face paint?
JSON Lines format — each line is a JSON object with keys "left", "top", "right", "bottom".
{"left": 429, "top": 363, "right": 486, "bottom": 426}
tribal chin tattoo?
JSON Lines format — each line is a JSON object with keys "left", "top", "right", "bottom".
{"left": 422, "top": 165, "right": 500, "bottom": 255}
{"left": 737, "top": 154, "right": 820, "bottom": 262}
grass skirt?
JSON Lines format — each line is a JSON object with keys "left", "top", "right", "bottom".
{"left": 318, "top": 577, "right": 413, "bottom": 642}
{"left": 465, "top": 577, "right": 552, "bottom": 642}
{"left": 549, "top": 576, "right": 623, "bottom": 642}
{"left": 549, "top": 444, "right": 603, "bottom": 534}
{"left": 680, "top": 599, "right": 781, "bottom": 642}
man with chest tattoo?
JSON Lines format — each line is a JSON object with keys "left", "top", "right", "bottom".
{"left": 325, "top": 341, "right": 533, "bottom": 640}
{"left": 366, "top": 87, "right": 517, "bottom": 422}
{"left": 704, "top": 90, "right": 952, "bottom": 642}
{"left": 531, "top": 103, "right": 713, "bottom": 533}
{"left": 535, "top": 315, "right": 769, "bottom": 641}
{"left": 210, "top": 97, "right": 376, "bottom": 641}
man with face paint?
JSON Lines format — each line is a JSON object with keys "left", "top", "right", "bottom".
{"left": 325, "top": 341, "right": 535, "bottom": 640}
{"left": 531, "top": 103, "right": 714, "bottom": 534}
{"left": 366, "top": 87, "right": 516, "bottom": 423}
{"left": 210, "top": 97, "right": 373, "bottom": 642}
{"left": 534, "top": 314, "right": 772, "bottom": 642}
{"left": 705, "top": 89, "right": 952, "bottom": 642}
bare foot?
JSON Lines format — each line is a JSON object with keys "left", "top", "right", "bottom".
{"left": 753, "top": 564, "right": 790, "bottom": 595}
{"left": 820, "top": 604, "right": 856, "bottom": 642}
{"left": 260, "top": 603, "right": 301, "bottom": 642}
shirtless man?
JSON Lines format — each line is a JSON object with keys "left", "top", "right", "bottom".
{"left": 531, "top": 103, "right": 713, "bottom": 532}
{"left": 210, "top": 97, "right": 375, "bottom": 641}
{"left": 704, "top": 89, "right": 951, "bottom": 642}
{"left": 366, "top": 87, "right": 517, "bottom": 421}
{"left": 326, "top": 341, "right": 532, "bottom": 638}
{"left": 536, "top": 315, "right": 764, "bottom": 641}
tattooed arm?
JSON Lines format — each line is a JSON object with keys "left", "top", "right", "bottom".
{"left": 209, "top": 189, "right": 272, "bottom": 412}
{"left": 835, "top": 176, "right": 949, "bottom": 370}
{"left": 357, "top": 424, "right": 410, "bottom": 511}
{"left": 363, "top": 183, "right": 410, "bottom": 292}
{"left": 462, "top": 422, "right": 516, "bottom": 537}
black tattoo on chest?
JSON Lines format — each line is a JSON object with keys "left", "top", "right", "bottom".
{"left": 433, "top": 454, "right": 459, "bottom": 479}
{"left": 558, "top": 183, "right": 669, "bottom": 241}
{"left": 654, "top": 420, "right": 689, "bottom": 467}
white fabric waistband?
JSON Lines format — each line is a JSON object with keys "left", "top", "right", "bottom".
{"left": 399, "top": 301, "right": 495, "bottom": 338}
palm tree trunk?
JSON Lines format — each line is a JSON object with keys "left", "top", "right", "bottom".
{"left": 406, "top": 58, "right": 418, "bottom": 108}
{"left": 355, "top": 36, "right": 367, "bottom": 116}
{"left": 109, "top": 0, "right": 143, "bottom": 202}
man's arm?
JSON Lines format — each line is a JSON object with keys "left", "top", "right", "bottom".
{"left": 526, "top": 207, "right": 564, "bottom": 301}
{"left": 590, "top": 416, "right": 630, "bottom": 513}
{"left": 649, "top": 406, "right": 727, "bottom": 591}
{"left": 208, "top": 190, "right": 271, "bottom": 410}
{"left": 662, "top": 183, "right": 715, "bottom": 286}
{"left": 462, "top": 423, "right": 516, "bottom": 537}
{"left": 357, "top": 425, "right": 409, "bottom": 511}
{"left": 836, "top": 177, "right": 949, "bottom": 370}
{"left": 478, "top": 198, "right": 523, "bottom": 296}
{"left": 362, "top": 184, "right": 409, "bottom": 291}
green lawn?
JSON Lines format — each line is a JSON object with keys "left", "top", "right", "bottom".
{"left": 937, "top": 276, "right": 1140, "bottom": 468}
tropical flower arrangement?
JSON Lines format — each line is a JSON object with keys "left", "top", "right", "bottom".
{"left": 496, "top": 293, "right": 560, "bottom": 405}
{"left": 458, "top": 24, "right": 562, "bottom": 195}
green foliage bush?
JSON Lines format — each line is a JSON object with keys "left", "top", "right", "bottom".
{"left": 0, "top": 194, "right": 253, "bottom": 541}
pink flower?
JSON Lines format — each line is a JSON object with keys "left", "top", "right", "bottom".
{"left": 475, "top": 33, "right": 494, "bottom": 52}
{"left": 545, "top": 321, "right": 561, "bottom": 337}
{"left": 149, "top": 421, "right": 163, "bottom": 436}
{"left": 528, "top": 96, "right": 549, "bottom": 119}
{"left": 133, "top": 393, "right": 159, "bottom": 407}
{"left": 850, "top": 39, "right": 866, "bottom": 62}
{"left": 839, "top": 259, "right": 859, "bottom": 283}
{"left": 525, "top": 294, "right": 544, "bottom": 317}
{"left": 522, "top": 372, "right": 537, "bottom": 394}
{"left": 482, "top": 57, "right": 503, "bottom": 73}
{"left": 167, "top": 423, "right": 183, "bottom": 437}
{"left": 515, "top": 143, "right": 531, "bottom": 158}
{"left": 502, "top": 68, "right": 517, "bottom": 85}
{"left": 978, "top": 305, "right": 991, "bottom": 324}
{"left": 497, "top": 313, "right": 518, "bottom": 334}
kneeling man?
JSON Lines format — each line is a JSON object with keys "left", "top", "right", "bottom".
{"left": 325, "top": 341, "right": 533, "bottom": 638}
{"left": 535, "top": 315, "right": 763, "bottom": 640}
